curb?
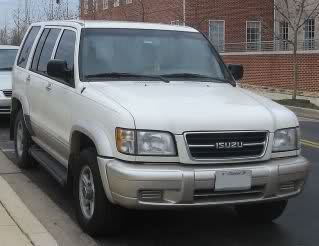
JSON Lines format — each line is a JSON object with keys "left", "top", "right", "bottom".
{"left": 287, "top": 106, "right": 319, "bottom": 120}
{"left": 0, "top": 175, "right": 58, "bottom": 246}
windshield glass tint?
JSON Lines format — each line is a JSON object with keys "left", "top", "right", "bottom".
{"left": 0, "top": 49, "right": 18, "bottom": 70}
{"left": 80, "top": 29, "right": 230, "bottom": 81}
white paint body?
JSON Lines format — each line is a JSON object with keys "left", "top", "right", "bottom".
{"left": 11, "top": 21, "right": 309, "bottom": 209}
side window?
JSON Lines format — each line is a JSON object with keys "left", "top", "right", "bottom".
{"left": 55, "top": 30, "right": 76, "bottom": 71}
{"left": 17, "top": 26, "right": 40, "bottom": 68}
{"left": 31, "top": 29, "right": 50, "bottom": 71}
{"left": 36, "top": 28, "right": 61, "bottom": 75}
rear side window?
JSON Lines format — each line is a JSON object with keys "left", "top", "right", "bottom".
{"left": 17, "top": 26, "right": 40, "bottom": 68}
{"left": 36, "top": 28, "right": 61, "bottom": 75}
{"left": 55, "top": 30, "right": 76, "bottom": 71}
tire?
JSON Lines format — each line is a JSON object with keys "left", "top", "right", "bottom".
{"left": 235, "top": 200, "right": 288, "bottom": 223}
{"left": 74, "top": 147, "right": 124, "bottom": 236}
{"left": 14, "top": 110, "right": 35, "bottom": 169}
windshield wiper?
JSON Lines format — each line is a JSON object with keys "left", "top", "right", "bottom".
{"left": 161, "top": 73, "right": 234, "bottom": 85}
{"left": 85, "top": 72, "right": 170, "bottom": 83}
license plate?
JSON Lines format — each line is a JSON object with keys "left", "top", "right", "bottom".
{"left": 215, "top": 170, "right": 252, "bottom": 191}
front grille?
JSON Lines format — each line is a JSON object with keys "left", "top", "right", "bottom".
{"left": 194, "top": 185, "right": 265, "bottom": 202}
{"left": 185, "top": 131, "right": 268, "bottom": 160}
{"left": 2, "top": 90, "right": 12, "bottom": 97}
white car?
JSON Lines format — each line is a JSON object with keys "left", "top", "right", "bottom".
{"left": 0, "top": 46, "right": 19, "bottom": 114}
{"left": 11, "top": 21, "right": 310, "bottom": 236}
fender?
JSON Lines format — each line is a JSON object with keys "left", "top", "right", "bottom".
{"left": 70, "top": 121, "right": 114, "bottom": 158}
{"left": 70, "top": 121, "right": 115, "bottom": 202}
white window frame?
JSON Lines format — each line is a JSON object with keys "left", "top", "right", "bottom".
{"left": 126, "top": 0, "right": 132, "bottom": 4}
{"left": 83, "top": 0, "right": 89, "bottom": 15}
{"left": 103, "top": 0, "right": 109, "bottom": 9}
{"left": 279, "top": 21, "right": 289, "bottom": 51}
{"left": 304, "top": 18, "right": 315, "bottom": 50}
{"left": 114, "top": 0, "right": 120, "bottom": 7}
{"left": 208, "top": 20, "right": 225, "bottom": 52}
{"left": 246, "top": 21, "right": 262, "bottom": 51}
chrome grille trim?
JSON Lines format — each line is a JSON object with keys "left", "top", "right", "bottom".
{"left": 184, "top": 131, "right": 269, "bottom": 161}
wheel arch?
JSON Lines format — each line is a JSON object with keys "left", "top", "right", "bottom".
{"left": 68, "top": 125, "right": 115, "bottom": 203}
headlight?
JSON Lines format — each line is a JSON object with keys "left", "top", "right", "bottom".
{"left": 272, "top": 128, "right": 300, "bottom": 152}
{"left": 116, "top": 128, "right": 177, "bottom": 156}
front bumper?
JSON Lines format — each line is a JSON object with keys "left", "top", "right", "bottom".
{"left": 98, "top": 156, "right": 310, "bottom": 209}
{"left": 0, "top": 97, "right": 11, "bottom": 114}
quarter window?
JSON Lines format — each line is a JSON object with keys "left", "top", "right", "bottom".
{"left": 36, "top": 29, "right": 61, "bottom": 74}
{"left": 246, "top": 21, "right": 261, "bottom": 51}
{"left": 17, "top": 26, "right": 40, "bottom": 68}
{"left": 55, "top": 30, "right": 76, "bottom": 71}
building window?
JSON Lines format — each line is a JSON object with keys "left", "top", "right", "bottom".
{"left": 304, "top": 18, "right": 315, "bottom": 50}
{"left": 246, "top": 21, "right": 261, "bottom": 51}
{"left": 114, "top": 0, "right": 120, "bottom": 7}
{"left": 103, "top": 0, "right": 109, "bottom": 9}
{"left": 208, "top": 20, "right": 225, "bottom": 52}
{"left": 171, "top": 20, "right": 180, "bottom": 25}
{"left": 279, "top": 21, "right": 289, "bottom": 51}
{"left": 94, "top": 0, "right": 98, "bottom": 11}
{"left": 83, "top": 0, "right": 89, "bottom": 14}
{"left": 126, "top": 0, "right": 132, "bottom": 4}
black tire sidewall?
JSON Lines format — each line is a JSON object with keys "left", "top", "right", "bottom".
{"left": 74, "top": 148, "right": 122, "bottom": 236}
{"left": 14, "top": 110, "right": 33, "bottom": 168}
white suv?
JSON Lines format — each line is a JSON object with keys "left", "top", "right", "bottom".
{"left": 11, "top": 21, "right": 310, "bottom": 236}
{"left": 0, "top": 45, "right": 19, "bottom": 114}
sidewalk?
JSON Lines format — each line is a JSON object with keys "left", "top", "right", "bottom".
{"left": 0, "top": 200, "right": 32, "bottom": 246}
{"left": 0, "top": 151, "right": 58, "bottom": 246}
{"left": 241, "top": 84, "right": 319, "bottom": 107}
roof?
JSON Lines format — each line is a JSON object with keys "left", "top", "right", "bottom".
{"left": 0, "top": 45, "right": 19, "bottom": 50}
{"left": 33, "top": 20, "right": 199, "bottom": 33}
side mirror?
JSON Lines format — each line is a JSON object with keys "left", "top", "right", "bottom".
{"left": 47, "top": 59, "right": 71, "bottom": 82}
{"left": 227, "top": 64, "right": 244, "bottom": 81}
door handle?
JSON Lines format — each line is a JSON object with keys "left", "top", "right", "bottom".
{"left": 46, "top": 83, "right": 52, "bottom": 91}
{"left": 26, "top": 75, "right": 31, "bottom": 84}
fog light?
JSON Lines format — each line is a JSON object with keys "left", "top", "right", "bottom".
{"left": 139, "top": 190, "right": 163, "bottom": 202}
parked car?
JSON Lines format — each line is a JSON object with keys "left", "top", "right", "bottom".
{"left": 0, "top": 46, "right": 19, "bottom": 114}
{"left": 10, "top": 21, "right": 310, "bottom": 236}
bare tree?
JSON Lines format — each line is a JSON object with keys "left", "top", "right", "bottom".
{"left": 274, "top": 0, "right": 319, "bottom": 100}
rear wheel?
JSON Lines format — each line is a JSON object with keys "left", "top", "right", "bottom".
{"left": 74, "top": 147, "right": 124, "bottom": 236}
{"left": 14, "top": 110, "right": 35, "bottom": 169}
{"left": 235, "top": 200, "right": 288, "bottom": 223}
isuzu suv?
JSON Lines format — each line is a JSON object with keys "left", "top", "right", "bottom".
{"left": 10, "top": 21, "right": 310, "bottom": 236}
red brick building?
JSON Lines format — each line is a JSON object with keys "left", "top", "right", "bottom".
{"left": 81, "top": 0, "right": 274, "bottom": 52}
{"left": 79, "top": 0, "right": 319, "bottom": 93}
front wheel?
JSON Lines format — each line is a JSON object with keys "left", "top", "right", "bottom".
{"left": 74, "top": 148, "right": 124, "bottom": 236}
{"left": 14, "top": 110, "right": 35, "bottom": 169}
{"left": 235, "top": 200, "right": 288, "bottom": 223}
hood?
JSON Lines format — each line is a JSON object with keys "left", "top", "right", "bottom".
{"left": 0, "top": 71, "right": 12, "bottom": 90}
{"left": 89, "top": 81, "right": 298, "bottom": 134}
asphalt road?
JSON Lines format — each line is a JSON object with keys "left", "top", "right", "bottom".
{"left": 0, "top": 115, "right": 318, "bottom": 246}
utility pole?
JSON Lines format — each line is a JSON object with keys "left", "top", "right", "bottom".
{"left": 183, "top": 0, "right": 186, "bottom": 25}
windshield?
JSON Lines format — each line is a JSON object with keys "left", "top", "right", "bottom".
{"left": 80, "top": 28, "right": 232, "bottom": 82}
{"left": 0, "top": 49, "right": 18, "bottom": 71}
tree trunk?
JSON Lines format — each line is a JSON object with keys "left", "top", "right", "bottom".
{"left": 292, "top": 33, "right": 299, "bottom": 100}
